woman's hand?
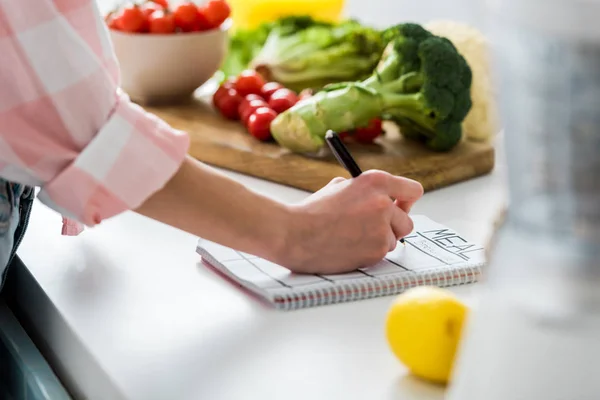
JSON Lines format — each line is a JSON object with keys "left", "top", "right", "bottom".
{"left": 279, "top": 170, "right": 423, "bottom": 274}
{"left": 135, "top": 157, "right": 423, "bottom": 275}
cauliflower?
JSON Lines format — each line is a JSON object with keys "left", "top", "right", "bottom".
{"left": 425, "top": 20, "right": 499, "bottom": 142}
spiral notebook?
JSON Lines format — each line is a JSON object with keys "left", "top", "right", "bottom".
{"left": 197, "top": 215, "right": 486, "bottom": 310}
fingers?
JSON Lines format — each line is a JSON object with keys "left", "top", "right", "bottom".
{"left": 394, "top": 198, "right": 414, "bottom": 214}
{"left": 387, "top": 176, "right": 424, "bottom": 212}
{"left": 390, "top": 207, "right": 414, "bottom": 240}
{"left": 358, "top": 170, "right": 424, "bottom": 213}
{"left": 388, "top": 230, "right": 398, "bottom": 252}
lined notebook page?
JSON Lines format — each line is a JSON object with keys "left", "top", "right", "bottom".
{"left": 197, "top": 215, "right": 486, "bottom": 310}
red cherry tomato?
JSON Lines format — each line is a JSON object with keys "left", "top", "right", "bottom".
{"left": 173, "top": 2, "right": 199, "bottom": 31}
{"left": 238, "top": 94, "right": 265, "bottom": 115}
{"left": 191, "top": 7, "right": 213, "bottom": 31}
{"left": 235, "top": 70, "right": 266, "bottom": 97}
{"left": 260, "top": 82, "right": 284, "bottom": 100}
{"left": 338, "top": 131, "right": 350, "bottom": 141}
{"left": 222, "top": 78, "right": 236, "bottom": 88}
{"left": 151, "top": 0, "right": 169, "bottom": 8}
{"left": 354, "top": 119, "right": 384, "bottom": 144}
{"left": 212, "top": 87, "right": 227, "bottom": 107}
{"left": 236, "top": 72, "right": 266, "bottom": 97}
{"left": 247, "top": 107, "right": 277, "bottom": 141}
{"left": 212, "top": 80, "right": 236, "bottom": 107}
{"left": 105, "top": 12, "right": 121, "bottom": 30}
{"left": 240, "top": 99, "right": 269, "bottom": 125}
{"left": 109, "top": 19, "right": 121, "bottom": 30}
{"left": 217, "top": 89, "right": 243, "bottom": 120}
{"left": 268, "top": 88, "right": 298, "bottom": 113}
{"left": 116, "top": 5, "right": 147, "bottom": 33}
{"left": 203, "top": 0, "right": 231, "bottom": 27}
{"left": 148, "top": 10, "right": 176, "bottom": 34}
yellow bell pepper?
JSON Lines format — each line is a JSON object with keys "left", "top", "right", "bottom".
{"left": 228, "top": 0, "right": 346, "bottom": 30}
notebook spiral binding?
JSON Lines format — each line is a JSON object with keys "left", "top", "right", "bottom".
{"left": 268, "top": 263, "right": 483, "bottom": 310}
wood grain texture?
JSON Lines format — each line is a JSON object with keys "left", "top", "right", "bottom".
{"left": 144, "top": 96, "right": 495, "bottom": 193}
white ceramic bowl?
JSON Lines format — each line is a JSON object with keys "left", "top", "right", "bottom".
{"left": 109, "top": 20, "right": 231, "bottom": 104}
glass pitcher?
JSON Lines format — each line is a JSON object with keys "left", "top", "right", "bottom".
{"left": 446, "top": 0, "right": 600, "bottom": 398}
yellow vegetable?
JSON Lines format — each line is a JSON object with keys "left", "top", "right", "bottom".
{"left": 385, "top": 286, "right": 468, "bottom": 384}
{"left": 425, "top": 20, "right": 499, "bottom": 142}
{"left": 228, "top": 0, "right": 346, "bottom": 30}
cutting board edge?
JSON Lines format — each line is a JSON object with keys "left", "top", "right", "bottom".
{"left": 188, "top": 141, "right": 496, "bottom": 193}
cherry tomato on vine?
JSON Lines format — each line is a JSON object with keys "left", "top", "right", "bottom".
{"left": 268, "top": 88, "right": 298, "bottom": 113}
{"left": 216, "top": 88, "right": 243, "bottom": 120}
{"left": 338, "top": 131, "right": 350, "bottom": 141}
{"left": 203, "top": 0, "right": 231, "bottom": 27}
{"left": 260, "top": 82, "right": 284, "bottom": 100}
{"left": 148, "top": 10, "right": 176, "bottom": 34}
{"left": 191, "top": 7, "right": 213, "bottom": 31}
{"left": 247, "top": 107, "right": 277, "bottom": 141}
{"left": 235, "top": 70, "right": 266, "bottom": 97}
{"left": 354, "top": 119, "right": 384, "bottom": 143}
{"left": 115, "top": 5, "right": 147, "bottom": 33}
{"left": 173, "top": 2, "right": 199, "bottom": 31}
{"left": 241, "top": 99, "right": 269, "bottom": 126}
{"left": 212, "top": 80, "right": 235, "bottom": 106}
{"left": 238, "top": 94, "right": 265, "bottom": 115}
{"left": 105, "top": 12, "right": 121, "bottom": 30}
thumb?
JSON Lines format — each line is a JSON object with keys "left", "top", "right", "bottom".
{"left": 325, "top": 177, "right": 346, "bottom": 187}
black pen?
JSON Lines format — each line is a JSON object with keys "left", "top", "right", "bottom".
{"left": 324, "top": 130, "right": 405, "bottom": 245}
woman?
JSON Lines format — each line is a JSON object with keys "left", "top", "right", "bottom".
{"left": 0, "top": 0, "right": 423, "bottom": 289}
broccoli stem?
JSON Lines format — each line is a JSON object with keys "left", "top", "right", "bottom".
{"left": 270, "top": 84, "right": 384, "bottom": 152}
{"left": 363, "top": 70, "right": 424, "bottom": 93}
{"left": 381, "top": 92, "right": 436, "bottom": 138}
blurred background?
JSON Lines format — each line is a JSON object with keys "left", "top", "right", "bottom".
{"left": 98, "top": 0, "right": 487, "bottom": 31}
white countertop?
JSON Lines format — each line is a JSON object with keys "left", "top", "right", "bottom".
{"left": 13, "top": 134, "right": 507, "bottom": 400}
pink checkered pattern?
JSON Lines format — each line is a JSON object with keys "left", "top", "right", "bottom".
{"left": 0, "top": 1, "right": 190, "bottom": 235}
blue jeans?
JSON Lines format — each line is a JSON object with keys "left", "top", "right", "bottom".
{"left": 0, "top": 179, "right": 34, "bottom": 292}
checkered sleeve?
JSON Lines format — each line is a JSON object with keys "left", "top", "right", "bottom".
{"left": 0, "top": 0, "right": 190, "bottom": 228}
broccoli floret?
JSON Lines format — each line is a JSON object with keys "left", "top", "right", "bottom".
{"left": 270, "top": 23, "right": 473, "bottom": 153}
{"left": 368, "top": 24, "right": 473, "bottom": 150}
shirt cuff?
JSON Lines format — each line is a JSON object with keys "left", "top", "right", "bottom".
{"left": 38, "top": 92, "right": 190, "bottom": 227}
{"left": 62, "top": 217, "right": 85, "bottom": 236}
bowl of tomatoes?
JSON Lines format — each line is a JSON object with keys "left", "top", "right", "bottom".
{"left": 106, "top": 0, "right": 232, "bottom": 104}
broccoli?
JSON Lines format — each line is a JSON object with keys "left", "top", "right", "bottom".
{"left": 249, "top": 17, "right": 387, "bottom": 92}
{"left": 269, "top": 23, "right": 473, "bottom": 153}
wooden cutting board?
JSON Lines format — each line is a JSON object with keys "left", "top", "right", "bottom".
{"left": 144, "top": 96, "right": 495, "bottom": 193}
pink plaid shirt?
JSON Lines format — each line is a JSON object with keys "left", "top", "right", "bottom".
{"left": 0, "top": 0, "right": 190, "bottom": 236}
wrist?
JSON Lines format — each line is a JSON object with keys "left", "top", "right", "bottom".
{"left": 255, "top": 201, "right": 297, "bottom": 266}
{"left": 262, "top": 203, "right": 312, "bottom": 270}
